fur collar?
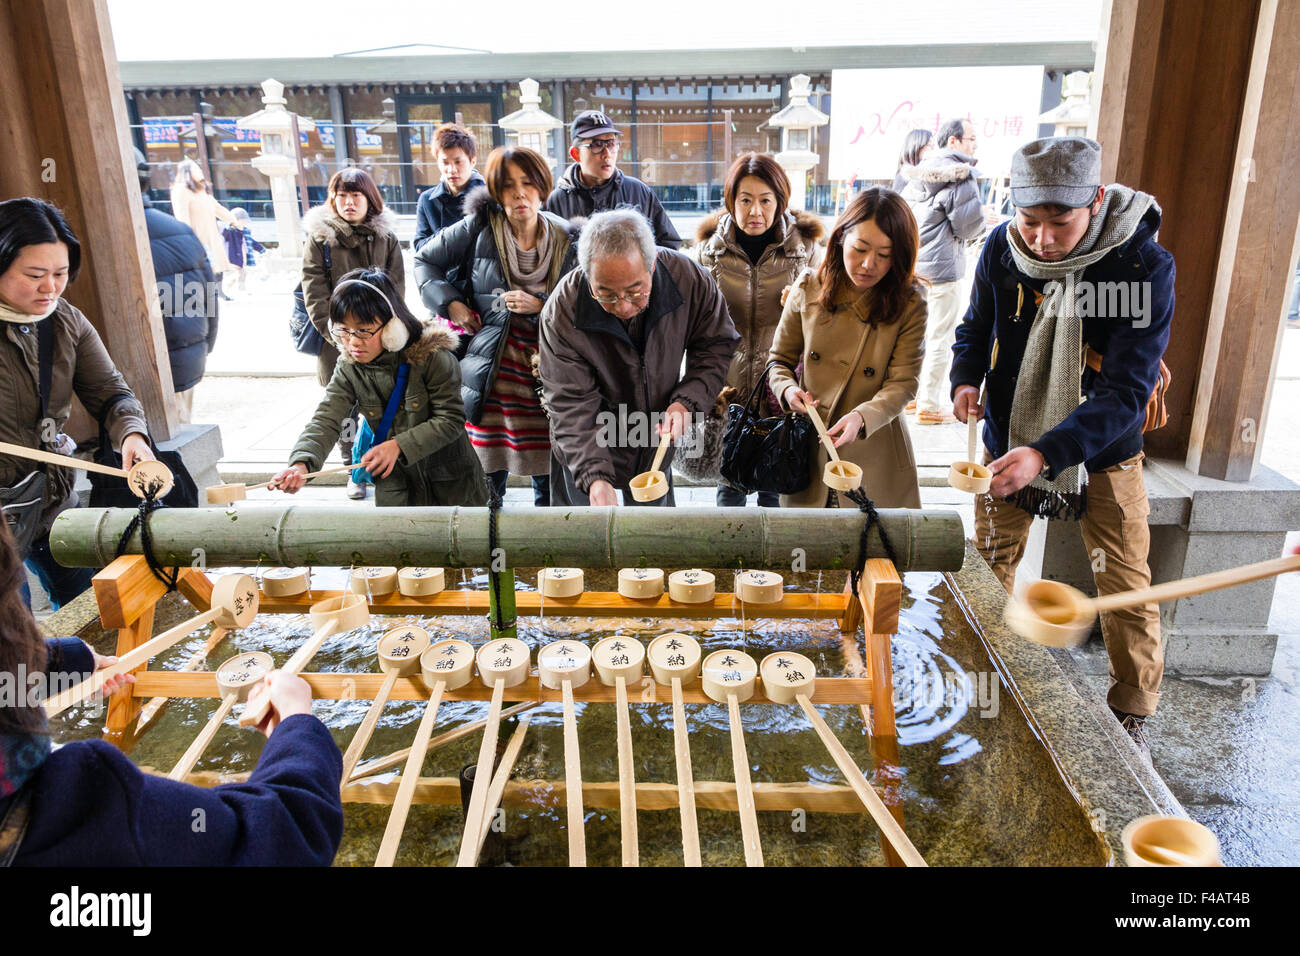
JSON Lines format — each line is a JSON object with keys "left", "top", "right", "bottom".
{"left": 302, "top": 204, "right": 400, "bottom": 244}
{"left": 695, "top": 208, "right": 824, "bottom": 246}
{"left": 900, "top": 155, "right": 977, "bottom": 186}
{"left": 461, "top": 185, "right": 582, "bottom": 241}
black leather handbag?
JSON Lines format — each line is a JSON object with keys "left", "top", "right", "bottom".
{"left": 719, "top": 360, "right": 814, "bottom": 495}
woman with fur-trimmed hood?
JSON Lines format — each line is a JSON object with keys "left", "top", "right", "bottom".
{"left": 414, "top": 146, "right": 580, "bottom": 507}
{"left": 301, "top": 168, "right": 405, "bottom": 498}
{"left": 693, "top": 153, "right": 824, "bottom": 506}
{"left": 272, "top": 268, "right": 488, "bottom": 508}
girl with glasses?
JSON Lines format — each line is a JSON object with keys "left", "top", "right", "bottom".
{"left": 270, "top": 268, "right": 487, "bottom": 507}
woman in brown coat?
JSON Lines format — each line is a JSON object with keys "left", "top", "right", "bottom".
{"left": 696, "top": 152, "right": 823, "bottom": 507}
{"left": 301, "top": 167, "right": 405, "bottom": 499}
{"left": 768, "top": 187, "right": 926, "bottom": 509}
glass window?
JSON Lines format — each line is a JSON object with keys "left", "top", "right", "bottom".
{"left": 709, "top": 80, "right": 782, "bottom": 181}
{"left": 342, "top": 86, "right": 405, "bottom": 212}
{"left": 632, "top": 82, "right": 710, "bottom": 213}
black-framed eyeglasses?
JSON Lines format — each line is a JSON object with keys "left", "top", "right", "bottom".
{"left": 330, "top": 324, "right": 378, "bottom": 342}
{"left": 580, "top": 137, "right": 620, "bottom": 154}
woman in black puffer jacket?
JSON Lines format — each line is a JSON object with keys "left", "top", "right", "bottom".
{"left": 414, "top": 147, "right": 579, "bottom": 507}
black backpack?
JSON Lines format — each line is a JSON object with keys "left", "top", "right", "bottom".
{"left": 289, "top": 241, "right": 331, "bottom": 356}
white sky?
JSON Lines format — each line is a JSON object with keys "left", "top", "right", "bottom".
{"left": 107, "top": 0, "right": 1104, "bottom": 61}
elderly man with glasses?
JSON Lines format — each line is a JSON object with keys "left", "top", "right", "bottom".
{"left": 544, "top": 110, "right": 682, "bottom": 249}
{"left": 539, "top": 209, "right": 738, "bottom": 506}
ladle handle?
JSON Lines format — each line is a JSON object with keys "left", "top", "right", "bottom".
{"left": 967, "top": 411, "right": 978, "bottom": 464}
{"left": 649, "top": 427, "right": 672, "bottom": 474}
{"left": 168, "top": 692, "right": 238, "bottom": 780}
{"left": 671, "top": 677, "right": 702, "bottom": 867}
{"left": 561, "top": 680, "right": 587, "bottom": 866}
{"left": 45, "top": 605, "right": 223, "bottom": 717}
{"left": 457, "top": 678, "right": 505, "bottom": 867}
{"left": 1132, "top": 842, "right": 1205, "bottom": 866}
{"left": 375, "top": 679, "right": 445, "bottom": 867}
{"left": 796, "top": 694, "right": 927, "bottom": 866}
{"left": 340, "top": 669, "right": 401, "bottom": 784}
{"left": 1090, "top": 553, "right": 1300, "bottom": 615}
{"left": 805, "top": 403, "right": 840, "bottom": 462}
{"left": 257, "top": 464, "right": 353, "bottom": 491}
{"left": 238, "top": 618, "right": 341, "bottom": 728}
{"left": 727, "top": 693, "right": 763, "bottom": 867}
{"left": 615, "top": 675, "right": 639, "bottom": 867}
{"left": 0, "top": 439, "right": 128, "bottom": 479}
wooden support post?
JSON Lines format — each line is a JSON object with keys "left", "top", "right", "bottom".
{"left": 104, "top": 603, "right": 155, "bottom": 749}
{"left": 1091, "top": 0, "right": 1260, "bottom": 462}
{"left": 92, "top": 555, "right": 168, "bottom": 630}
{"left": 1186, "top": 0, "right": 1300, "bottom": 480}
{"left": 0, "top": 0, "right": 178, "bottom": 439}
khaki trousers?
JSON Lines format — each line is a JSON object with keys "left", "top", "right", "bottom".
{"left": 974, "top": 452, "right": 1163, "bottom": 716}
{"left": 917, "top": 279, "right": 965, "bottom": 413}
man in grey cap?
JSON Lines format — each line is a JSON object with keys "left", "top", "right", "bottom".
{"left": 545, "top": 110, "right": 681, "bottom": 249}
{"left": 949, "top": 136, "right": 1176, "bottom": 757}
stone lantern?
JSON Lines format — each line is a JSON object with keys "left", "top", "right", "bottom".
{"left": 499, "top": 78, "right": 563, "bottom": 168}
{"left": 237, "top": 78, "right": 315, "bottom": 267}
{"left": 1039, "top": 71, "right": 1094, "bottom": 137}
{"left": 768, "top": 74, "right": 829, "bottom": 212}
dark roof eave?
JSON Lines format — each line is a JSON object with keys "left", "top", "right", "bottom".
{"left": 119, "top": 42, "right": 1096, "bottom": 89}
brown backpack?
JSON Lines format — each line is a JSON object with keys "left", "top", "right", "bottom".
{"left": 1084, "top": 347, "right": 1172, "bottom": 432}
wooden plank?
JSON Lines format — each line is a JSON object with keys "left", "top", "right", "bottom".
{"left": 867, "top": 631, "right": 898, "bottom": 741}
{"left": 164, "top": 770, "right": 871, "bottom": 814}
{"left": 1186, "top": 0, "right": 1300, "bottom": 479}
{"left": 176, "top": 568, "right": 215, "bottom": 613}
{"left": 838, "top": 577, "right": 863, "bottom": 634}
{"left": 104, "top": 603, "right": 155, "bottom": 747}
{"left": 93, "top": 555, "right": 168, "bottom": 630}
{"left": 255, "top": 588, "right": 848, "bottom": 620}
{"left": 857, "top": 558, "right": 902, "bottom": 635}
{"left": 131, "top": 671, "right": 875, "bottom": 705}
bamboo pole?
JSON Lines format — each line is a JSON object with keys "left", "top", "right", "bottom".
{"left": 51, "top": 505, "right": 966, "bottom": 572}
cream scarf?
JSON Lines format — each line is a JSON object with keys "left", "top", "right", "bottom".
{"left": 1004, "top": 184, "right": 1156, "bottom": 519}
{"left": 0, "top": 296, "right": 58, "bottom": 324}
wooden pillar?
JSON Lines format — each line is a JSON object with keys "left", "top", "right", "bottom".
{"left": 1186, "top": 0, "right": 1300, "bottom": 480}
{"left": 1091, "top": 0, "right": 1259, "bottom": 464}
{"left": 0, "top": 0, "right": 177, "bottom": 440}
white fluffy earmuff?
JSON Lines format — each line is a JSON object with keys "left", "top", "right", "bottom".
{"left": 335, "top": 277, "right": 409, "bottom": 351}
{"left": 380, "top": 315, "right": 410, "bottom": 351}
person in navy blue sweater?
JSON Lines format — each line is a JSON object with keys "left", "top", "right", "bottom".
{"left": 950, "top": 137, "right": 1174, "bottom": 756}
{"left": 0, "top": 522, "right": 344, "bottom": 865}
{"left": 413, "top": 123, "right": 487, "bottom": 255}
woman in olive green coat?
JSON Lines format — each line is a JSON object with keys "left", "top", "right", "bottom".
{"left": 272, "top": 269, "right": 487, "bottom": 508}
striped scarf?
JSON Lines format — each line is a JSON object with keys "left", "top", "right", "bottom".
{"left": 1004, "top": 184, "right": 1156, "bottom": 519}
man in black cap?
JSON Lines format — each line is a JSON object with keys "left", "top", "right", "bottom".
{"left": 950, "top": 136, "right": 1175, "bottom": 757}
{"left": 544, "top": 110, "right": 681, "bottom": 249}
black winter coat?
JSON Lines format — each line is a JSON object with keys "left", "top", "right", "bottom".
{"left": 544, "top": 165, "right": 681, "bottom": 249}
{"left": 143, "top": 200, "right": 218, "bottom": 392}
{"left": 413, "top": 171, "right": 487, "bottom": 253}
{"left": 414, "top": 187, "right": 579, "bottom": 425}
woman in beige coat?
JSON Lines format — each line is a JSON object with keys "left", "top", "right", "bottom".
{"left": 768, "top": 187, "right": 926, "bottom": 509}
{"left": 170, "top": 159, "right": 236, "bottom": 285}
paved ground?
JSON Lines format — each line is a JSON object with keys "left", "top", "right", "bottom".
{"left": 35, "top": 278, "right": 1300, "bottom": 864}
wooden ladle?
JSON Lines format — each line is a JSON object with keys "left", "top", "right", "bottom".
{"left": 592, "top": 635, "right": 646, "bottom": 866}
{"left": 647, "top": 632, "right": 703, "bottom": 867}
{"left": 948, "top": 340, "right": 999, "bottom": 494}
{"left": 1005, "top": 553, "right": 1300, "bottom": 648}
{"left": 168, "top": 650, "right": 274, "bottom": 780}
{"left": 45, "top": 573, "right": 258, "bottom": 717}
{"left": 701, "top": 648, "right": 763, "bottom": 867}
{"left": 629, "top": 428, "right": 672, "bottom": 502}
{"left": 339, "top": 625, "right": 432, "bottom": 785}
{"left": 238, "top": 593, "right": 369, "bottom": 727}
{"left": 1122, "top": 814, "right": 1221, "bottom": 867}
{"left": 205, "top": 464, "right": 353, "bottom": 504}
{"left": 760, "top": 651, "right": 927, "bottom": 867}
{"left": 537, "top": 640, "right": 593, "bottom": 867}
{"left": 803, "top": 405, "right": 862, "bottom": 492}
{"left": 0, "top": 439, "right": 173, "bottom": 500}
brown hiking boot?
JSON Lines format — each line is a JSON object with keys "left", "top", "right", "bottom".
{"left": 1111, "top": 707, "right": 1151, "bottom": 758}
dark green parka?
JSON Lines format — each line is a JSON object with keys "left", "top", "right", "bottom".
{"left": 288, "top": 317, "right": 487, "bottom": 507}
